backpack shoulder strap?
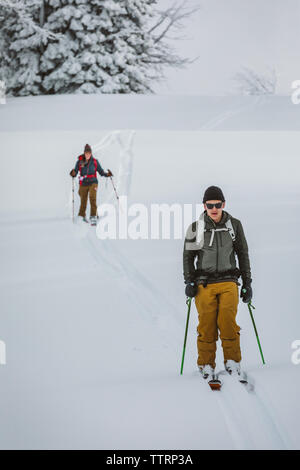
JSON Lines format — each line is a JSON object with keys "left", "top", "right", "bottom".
{"left": 78, "top": 155, "right": 84, "bottom": 175}
{"left": 225, "top": 218, "right": 236, "bottom": 242}
{"left": 196, "top": 212, "right": 205, "bottom": 247}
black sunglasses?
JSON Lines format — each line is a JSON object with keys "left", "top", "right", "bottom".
{"left": 206, "top": 202, "right": 223, "bottom": 209}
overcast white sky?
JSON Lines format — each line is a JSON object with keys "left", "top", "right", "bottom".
{"left": 154, "top": 0, "right": 300, "bottom": 95}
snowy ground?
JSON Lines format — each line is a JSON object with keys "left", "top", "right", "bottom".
{"left": 0, "top": 94, "right": 300, "bottom": 449}
{"left": 1, "top": 94, "right": 300, "bottom": 132}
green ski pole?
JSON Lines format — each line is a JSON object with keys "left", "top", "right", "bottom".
{"left": 242, "top": 291, "right": 265, "bottom": 365}
{"left": 180, "top": 297, "right": 192, "bottom": 375}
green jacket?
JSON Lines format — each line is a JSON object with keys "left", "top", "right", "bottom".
{"left": 183, "top": 210, "right": 251, "bottom": 285}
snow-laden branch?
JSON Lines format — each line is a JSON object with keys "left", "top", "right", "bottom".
{"left": 1, "top": 0, "right": 60, "bottom": 41}
{"left": 149, "top": 0, "right": 201, "bottom": 43}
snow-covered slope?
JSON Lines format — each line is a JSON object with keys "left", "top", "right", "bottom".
{"left": 1, "top": 94, "right": 300, "bottom": 131}
{"left": 0, "top": 94, "right": 299, "bottom": 449}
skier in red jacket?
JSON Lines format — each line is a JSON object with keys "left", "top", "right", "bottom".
{"left": 70, "top": 144, "right": 113, "bottom": 224}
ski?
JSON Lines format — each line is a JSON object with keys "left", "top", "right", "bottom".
{"left": 199, "top": 368, "right": 222, "bottom": 391}
{"left": 208, "top": 375, "right": 222, "bottom": 391}
{"left": 234, "top": 372, "right": 255, "bottom": 392}
{"left": 219, "top": 369, "right": 254, "bottom": 392}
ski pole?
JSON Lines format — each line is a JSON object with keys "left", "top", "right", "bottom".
{"left": 243, "top": 293, "right": 265, "bottom": 365}
{"left": 109, "top": 173, "right": 119, "bottom": 202}
{"left": 109, "top": 173, "right": 123, "bottom": 213}
{"left": 180, "top": 297, "right": 192, "bottom": 375}
{"left": 72, "top": 177, "right": 75, "bottom": 223}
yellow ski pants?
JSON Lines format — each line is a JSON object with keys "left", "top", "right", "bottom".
{"left": 195, "top": 281, "right": 241, "bottom": 368}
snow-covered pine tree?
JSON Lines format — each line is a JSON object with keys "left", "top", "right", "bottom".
{"left": 41, "top": 0, "right": 163, "bottom": 94}
{"left": 0, "top": 0, "right": 58, "bottom": 96}
{"left": 1, "top": 0, "right": 196, "bottom": 96}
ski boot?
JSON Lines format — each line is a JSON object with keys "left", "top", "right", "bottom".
{"left": 198, "top": 364, "right": 222, "bottom": 390}
{"left": 198, "top": 364, "right": 214, "bottom": 379}
{"left": 225, "top": 360, "right": 247, "bottom": 384}
{"left": 225, "top": 360, "right": 241, "bottom": 375}
{"left": 90, "top": 216, "right": 97, "bottom": 226}
{"left": 78, "top": 216, "right": 89, "bottom": 223}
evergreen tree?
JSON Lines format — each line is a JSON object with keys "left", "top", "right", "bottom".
{"left": 41, "top": 0, "right": 160, "bottom": 94}
{"left": 0, "top": 0, "right": 58, "bottom": 95}
{"left": 1, "top": 0, "right": 196, "bottom": 96}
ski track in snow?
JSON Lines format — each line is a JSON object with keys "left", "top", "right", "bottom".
{"left": 199, "top": 96, "right": 265, "bottom": 131}
{"left": 211, "top": 372, "right": 289, "bottom": 450}
{"left": 251, "top": 377, "right": 295, "bottom": 449}
{"left": 215, "top": 390, "right": 253, "bottom": 449}
{"left": 78, "top": 225, "right": 183, "bottom": 352}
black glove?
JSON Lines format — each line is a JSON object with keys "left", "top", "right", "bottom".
{"left": 240, "top": 278, "right": 253, "bottom": 303}
{"left": 185, "top": 282, "right": 198, "bottom": 298}
{"left": 70, "top": 169, "right": 76, "bottom": 177}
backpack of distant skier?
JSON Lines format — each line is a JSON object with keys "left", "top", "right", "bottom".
{"left": 78, "top": 155, "right": 97, "bottom": 185}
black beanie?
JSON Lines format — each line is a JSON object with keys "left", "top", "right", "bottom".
{"left": 203, "top": 186, "right": 225, "bottom": 203}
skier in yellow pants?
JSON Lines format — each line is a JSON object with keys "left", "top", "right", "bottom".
{"left": 183, "top": 185, "right": 252, "bottom": 379}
